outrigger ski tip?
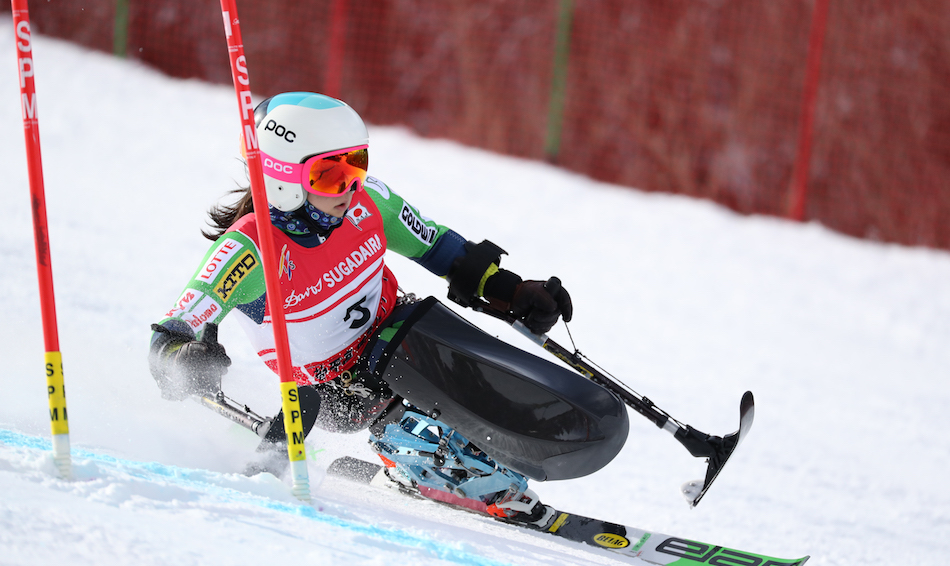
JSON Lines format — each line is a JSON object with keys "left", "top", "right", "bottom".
{"left": 680, "top": 391, "right": 755, "bottom": 508}
{"left": 479, "top": 292, "right": 758, "bottom": 507}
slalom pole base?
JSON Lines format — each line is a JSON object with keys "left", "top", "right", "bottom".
{"left": 289, "top": 459, "right": 311, "bottom": 502}
{"left": 51, "top": 433, "right": 71, "bottom": 480}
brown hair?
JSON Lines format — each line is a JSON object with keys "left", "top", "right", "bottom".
{"left": 202, "top": 186, "right": 255, "bottom": 241}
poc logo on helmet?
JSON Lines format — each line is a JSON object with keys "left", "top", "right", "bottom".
{"left": 263, "top": 157, "right": 294, "bottom": 175}
{"left": 264, "top": 120, "right": 296, "bottom": 142}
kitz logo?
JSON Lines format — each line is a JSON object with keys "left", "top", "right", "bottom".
{"left": 215, "top": 251, "right": 258, "bottom": 302}
{"left": 264, "top": 120, "right": 295, "bottom": 142}
{"left": 656, "top": 538, "right": 807, "bottom": 566}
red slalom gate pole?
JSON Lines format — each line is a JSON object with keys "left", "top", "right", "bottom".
{"left": 789, "top": 0, "right": 831, "bottom": 221}
{"left": 12, "top": 0, "right": 71, "bottom": 480}
{"left": 219, "top": 0, "right": 310, "bottom": 502}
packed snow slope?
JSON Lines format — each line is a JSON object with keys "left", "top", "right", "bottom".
{"left": 3, "top": 22, "right": 950, "bottom": 566}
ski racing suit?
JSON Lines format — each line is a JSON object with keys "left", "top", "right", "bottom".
{"left": 148, "top": 176, "right": 627, "bottom": 515}
{"left": 149, "top": 176, "right": 466, "bottom": 433}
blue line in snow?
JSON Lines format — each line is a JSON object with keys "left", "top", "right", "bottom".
{"left": 0, "top": 429, "right": 513, "bottom": 566}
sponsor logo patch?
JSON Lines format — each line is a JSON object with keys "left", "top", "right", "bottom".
{"left": 182, "top": 294, "right": 222, "bottom": 332}
{"left": 284, "top": 234, "right": 383, "bottom": 309}
{"left": 196, "top": 240, "right": 244, "bottom": 284}
{"left": 165, "top": 288, "right": 203, "bottom": 318}
{"left": 593, "top": 533, "right": 630, "bottom": 549}
{"left": 400, "top": 203, "right": 437, "bottom": 245}
{"left": 215, "top": 251, "right": 258, "bottom": 303}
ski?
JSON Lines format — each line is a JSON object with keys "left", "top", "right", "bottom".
{"left": 326, "top": 456, "right": 809, "bottom": 565}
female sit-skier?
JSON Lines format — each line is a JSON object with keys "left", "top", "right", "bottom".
{"left": 148, "top": 92, "right": 628, "bottom": 527}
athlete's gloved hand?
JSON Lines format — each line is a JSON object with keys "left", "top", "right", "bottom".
{"left": 445, "top": 240, "right": 572, "bottom": 334}
{"left": 509, "top": 277, "right": 573, "bottom": 335}
{"left": 173, "top": 323, "right": 231, "bottom": 397}
{"left": 483, "top": 271, "right": 573, "bottom": 335}
{"left": 149, "top": 322, "right": 231, "bottom": 401}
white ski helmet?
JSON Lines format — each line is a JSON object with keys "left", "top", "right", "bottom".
{"left": 253, "top": 92, "right": 369, "bottom": 212}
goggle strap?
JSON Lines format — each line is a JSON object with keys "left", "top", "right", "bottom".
{"left": 260, "top": 152, "right": 303, "bottom": 184}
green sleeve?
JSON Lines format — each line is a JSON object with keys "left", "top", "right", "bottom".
{"left": 364, "top": 176, "right": 453, "bottom": 261}
{"left": 156, "top": 230, "right": 265, "bottom": 339}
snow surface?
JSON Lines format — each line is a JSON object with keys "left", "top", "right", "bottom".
{"left": 3, "top": 21, "right": 950, "bottom": 565}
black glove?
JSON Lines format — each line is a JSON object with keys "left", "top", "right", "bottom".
{"left": 484, "top": 273, "right": 573, "bottom": 335}
{"left": 445, "top": 240, "right": 572, "bottom": 334}
{"left": 510, "top": 278, "right": 573, "bottom": 334}
{"left": 149, "top": 322, "right": 231, "bottom": 401}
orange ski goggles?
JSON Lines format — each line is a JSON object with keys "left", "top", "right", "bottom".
{"left": 261, "top": 145, "right": 369, "bottom": 197}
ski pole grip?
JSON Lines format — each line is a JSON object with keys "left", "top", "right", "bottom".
{"left": 544, "top": 276, "right": 562, "bottom": 296}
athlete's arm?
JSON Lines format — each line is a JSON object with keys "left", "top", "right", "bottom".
{"left": 363, "top": 176, "right": 572, "bottom": 335}
{"left": 148, "top": 230, "right": 266, "bottom": 399}
{"left": 364, "top": 176, "right": 466, "bottom": 277}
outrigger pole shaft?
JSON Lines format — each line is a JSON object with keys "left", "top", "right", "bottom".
{"left": 510, "top": 319, "right": 725, "bottom": 459}
{"left": 195, "top": 392, "right": 270, "bottom": 438}
{"left": 476, "top": 277, "right": 755, "bottom": 507}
